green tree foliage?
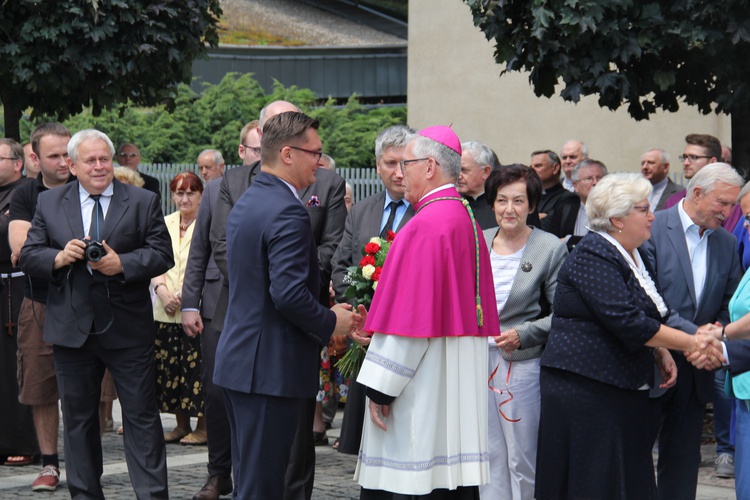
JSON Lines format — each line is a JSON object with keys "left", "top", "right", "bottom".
{"left": 0, "top": 0, "right": 221, "bottom": 141}
{"left": 28, "top": 73, "right": 406, "bottom": 169}
{"left": 465, "top": 0, "right": 750, "bottom": 118}
{"left": 464, "top": 0, "right": 750, "bottom": 169}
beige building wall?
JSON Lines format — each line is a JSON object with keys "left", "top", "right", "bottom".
{"left": 407, "top": 0, "right": 731, "bottom": 176}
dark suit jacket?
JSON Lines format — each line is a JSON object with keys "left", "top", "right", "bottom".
{"left": 139, "top": 170, "right": 161, "bottom": 200}
{"left": 182, "top": 178, "right": 222, "bottom": 319}
{"left": 539, "top": 183, "right": 578, "bottom": 234}
{"left": 330, "top": 190, "right": 414, "bottom": 301}
{"left": 542, "top": 232, "right": 665, "bottom": 389}
{"left": 19, "top": 179, "right": 173, "bottom": 349}
{"left": 641, "top": 205, "right": 740, "bottom": 403}
{"left": 210, "top": 163, "right": 346, "bottom": 329}
{"left": 654, "top": 179, "right": 682, "bottom": 212}
{"left": 214, "top": 172, "right": 336, "bottom": 397}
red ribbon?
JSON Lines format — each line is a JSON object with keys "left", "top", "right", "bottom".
{"left": 488, "top": 359, "right": 521, "bottom": 423}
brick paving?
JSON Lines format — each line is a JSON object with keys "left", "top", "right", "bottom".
{"left": 0, "top": 403, "right": 736, "bottom": 499}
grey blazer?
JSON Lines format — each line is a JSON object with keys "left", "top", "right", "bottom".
{"left": 331, "top": 190, "right": 414, "bottom": 301}
{"left": 182, "top": 177, "right": 223, "bottom": 319}
{"left": 483, "top": 226, "right": 568, "bottom": 361}
{"left": 641, "top": 204, "right": 740, "bottom": 402}
{"left": 654, "top": 178, "right": 683, "bottom": 212}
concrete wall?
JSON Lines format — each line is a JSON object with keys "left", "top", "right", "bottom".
{"left": 407, "top": 0, "right": 731, "bottom": 174}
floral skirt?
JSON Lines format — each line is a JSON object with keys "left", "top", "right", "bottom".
{"left": 317, "top": 345, "right": 349, "bottom": 403}
{"left": 154, "top": 321, "right": 204, "bottom": 417}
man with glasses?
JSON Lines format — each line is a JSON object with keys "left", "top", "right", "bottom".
{"left": 0, "top": 139, "right": 39, "bottom": 479}
{"left": 208, "top": 100, "right": 346, "bottom": 500}
{"left": 116, "top": 143, "right": 161, "bottom": 200}
{"left": 546, "top": 159, "right": 608, "bottom": 252}
{"left": 213, "top": 112, "right": 359, "bottom": 499}
{"left": 663, "top": 134, "right": 721, "bottom": 210}
{"left": 238, "top": 120, "right": 261, "bottom": 166}
{"left": 560, "top": 140, "right": 588, "bottom": 192}
{"left": 354, "top": 126, "right": 499, "bottom": 497}
{"left": 641, "top": 148, "right": 681, "bottom": 211}
{"left": 642, "top": 163, "right": 743, "bottom": 500}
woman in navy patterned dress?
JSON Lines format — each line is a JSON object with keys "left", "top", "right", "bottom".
{"left": 535, "top": 173, "right": 723, "bottom": 499}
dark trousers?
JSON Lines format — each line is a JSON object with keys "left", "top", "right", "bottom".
{"left": 650, "top": 369, "right": 705, "bottom": 500}
{"left": 54, "top": 338, "right": 168, "bottom": 500}
{"left": 224, "top": 389, "right": 302, "bottom": 500}
{"left": 284, "top": 397, "right": 316, "bottom": 500}
{"left": 200, "top": 321, "right": 232, "bottom": 477}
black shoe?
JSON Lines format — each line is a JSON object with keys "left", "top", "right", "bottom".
{"left": 313, "top": 431, "right": 329, "bottom": 446}
{"left": 192, "top": 474, "right": 233, "bottom": 500}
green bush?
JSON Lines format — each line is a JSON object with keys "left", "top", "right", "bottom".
{"left": 18, "top": 73, "right": 406, "bottom": 169}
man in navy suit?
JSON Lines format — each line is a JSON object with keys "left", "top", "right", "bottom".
{"left": 213, "top": 112, "right": 359, "bottom": 500}
{"left": 20, "top": 129, "right": 173, "bottom": 499}
{"left": 642, "top": 162, "right": 743, "bottom": 499}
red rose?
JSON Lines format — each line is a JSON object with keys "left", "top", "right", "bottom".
{"left": 364, "top": 242, "right": 380, "bottom": 255}
{"left": 386, "top": 230, "right": 396, "bottom": 242}
{"left": 372, "top": 266, "right": 382, "bottom": 281}
{"left": 360, "top": 255, "right": 376, "bottom": 267}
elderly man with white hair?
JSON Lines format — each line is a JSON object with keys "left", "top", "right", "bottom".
{"left": 642, "top": 162, "right": 743, "bottom": 500}
{"left": 354, "top": 126, "right": 500, "bottom": 499}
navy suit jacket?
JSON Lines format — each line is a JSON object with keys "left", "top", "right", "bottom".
{"left": 19, "top": 179, "right": 173, "bottom": 349}
{"left": 641, "top": 204, "right": 740, "bottom": 402}
{"left": 213, "top": 172, "right": 336, "bottom": 397}
{"left": 542, "top": 232, "right": 664, "bottom": 390}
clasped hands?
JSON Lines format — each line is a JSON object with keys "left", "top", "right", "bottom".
{"left": 684, "top": 324, "right": 725, "bottom": 370}
{"left": 54, "top": 237, "right": 123, "bottom": 276}
{"left": 331, "top": 303, "right": 367, "bottom": 338}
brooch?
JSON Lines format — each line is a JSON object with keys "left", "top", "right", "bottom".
{"left": 521, "top": 262, "right": 532, "bottom": 272}
{"left": 307, "top": 195, "right": 320, "bottom": 207}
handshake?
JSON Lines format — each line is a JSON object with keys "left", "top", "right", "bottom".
{"left": 330, "top": 303, "right": 368, "bottom": 338}
{"left": 684, "top": 323, "right": 725, "bottom": 370}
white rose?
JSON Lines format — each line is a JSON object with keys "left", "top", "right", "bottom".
{"left": 372, "top": 281, "right": 378, "bottom": 291}
{"left": 362, "top": 264, "right": 376, "bottom": 280}
{"left": 369, "top": 237, "right": 381, "bottom": 244}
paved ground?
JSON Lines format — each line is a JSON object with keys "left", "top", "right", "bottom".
{"left": 0, "top": 403, "right": 737, "bottom": 499}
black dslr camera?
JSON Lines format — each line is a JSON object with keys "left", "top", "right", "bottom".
{"left": 82, "top": 239, "right": 106, "bottom": 263}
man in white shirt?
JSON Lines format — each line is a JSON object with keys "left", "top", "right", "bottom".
{"left": 641, "top": 148, "right": 681, "bottom": 211}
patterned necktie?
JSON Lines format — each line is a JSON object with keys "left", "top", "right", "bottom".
{"left": 89, "top": 194, "right": 103, "bottom": 240}
{"left": 380, "top": 200, "right": 403, "bottom": 238}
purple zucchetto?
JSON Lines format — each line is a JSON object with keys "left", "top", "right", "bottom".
{"left": 417, "top": 126, "right": 462, "bottom": 156}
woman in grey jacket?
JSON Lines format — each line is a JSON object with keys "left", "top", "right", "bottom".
{"left": 480, "top": 165, "right": 567, "bottom": 500}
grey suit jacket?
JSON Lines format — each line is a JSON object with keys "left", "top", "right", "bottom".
{"left": 641, "top": 204, "right": 740, "bottom": 402}
{"left": 654, "top": 178, "right": 682, "bottom": 212}
{"left": 331, "top": 190, "right": 414, "bottom": 301}
{"left": 181, "top": 177, "right": 223, "bottom": 319}
{"left": 210, "top": 163, "right": 346, "bottom": 329}
{"left": 482, "top": 226, "right": 567, "bottom": 361}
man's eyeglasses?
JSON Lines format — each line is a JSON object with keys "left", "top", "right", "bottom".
{"left": 576, "top": 175, "right": 604, "bottom": 184}
{"left": 678, "top": 154, "right": 711, "bottom": 163}
{"left": 118, "top": 152, "right": 139, "bottom": 159}
{"left": 399, "top": 157, "right": 434, "bottom": 172}
{"left": 242, "top": 144, "right": 261, "bottom": 157}
{"left": 286, "top": 146, "right": 323, "bottom": 162}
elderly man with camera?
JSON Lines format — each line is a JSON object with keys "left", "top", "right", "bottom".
{"left": 19, "top": 129, "right": 174, "bottom": 499}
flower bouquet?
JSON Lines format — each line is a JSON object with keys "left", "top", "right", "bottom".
{"left": 335, "top": 231, "right": 395, "bottom": 378}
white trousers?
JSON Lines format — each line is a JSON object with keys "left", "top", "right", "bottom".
{"left": 479, "top": 349, "right": 540, "bottom": 500}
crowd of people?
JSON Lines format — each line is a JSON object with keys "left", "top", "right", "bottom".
{"left": 1, "top": 102, "right": 750, "bottom": 500}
